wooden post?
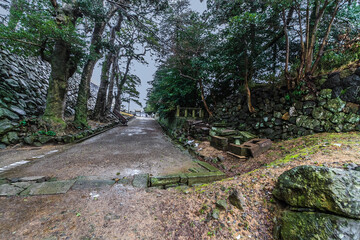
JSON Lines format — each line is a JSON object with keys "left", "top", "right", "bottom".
{"left": 184, "top": 109, "right": 188, "bottom": 117}
{"left": 176, "top": 105, "right": 180, "bottom": 117}
{"left": 192, "top": 109, "right": 195, "bottom": 118}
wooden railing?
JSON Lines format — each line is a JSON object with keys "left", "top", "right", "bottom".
{"left": 176, "top": 106, "right": 205, "bottom": 118}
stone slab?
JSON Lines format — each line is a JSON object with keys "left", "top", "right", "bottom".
{"left": 196, "top": 161, "right": 220, "bottom": 172}
{"left": 150, "top": 175, "right": 180, "bottom": 187}
{"left": 21, "top": 180, "right": 75, "bottom": 196}
{"left": 72, "top": 179, "right": 115, "bottom": 190}
{"left": 0, "top": 184, "right": 24, "bottom": 196}
{"left": 186, "top": 172, "right": 226, "bottom": 186}
{"left": 132, "top": 174, "right": 149, "bottom": 188}
{"left": 217, "top": 129, "right": 238, "bottom": 136}
{"left": 19, "top": 176, "right": 47, "bottom": 182}
{"left": 13, "top": 182, "right": 33, "bottom": 189}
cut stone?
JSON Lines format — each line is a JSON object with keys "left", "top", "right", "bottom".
{"left": 195, "top": 161, "right": 220, "bottom": 172}
{"left": 236, "top": 139, "right": 272, "bottom": 158}
{"left": 12, "top": 182, "right": 32, "bottom": 189}
{"left": 150, "top": 175, "right": 180, "bottom": 187}
{"left": 210, "top": 135, "right": 228, "bottom": 151}
{"left": 19, "top": 176, "right": 47, "bottom": 182}
{"left": 0, "top": 184, "right": 24, "bottom": 196}
{"left": 72, "top": 179, "right": 115, "bottom": 190}
{"left": 21, "top": 180, "right": 75, "bottom": 196}
{"left": 132, "top": 174, "right": 149, "bottom": 188}
{"left": 217, "top": 129, "right": 238, "bottom": 136}
{"left": 186, "top": 171, "right": 225, "bottom": 186}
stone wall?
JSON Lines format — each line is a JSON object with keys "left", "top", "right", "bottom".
{"left": 212, "top": 66, "right": 360, "bottom": 140}
{"left": 0, "top": 48, "right": 98, "bottom": 147}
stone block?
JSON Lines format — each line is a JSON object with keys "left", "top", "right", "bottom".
{"left": 186, "top": 172, "right": 225, "bottom": 186}
{"left": 20, "top": 180, "right": 75, "bottom": 196}
{"left": 237, "top": 139, "right": 272, "bottom": 158}
{"left": 237, "top": 142, "right": 260, "bottom": 157}
{"left": 19, "top": 176, "right": 47, "bottom": 182}
{"left": 0, "top": 184, "right": 24, "bottom": 196}
{"left": 217, "top": 129, "right": 238, "bottom": 136}
{"left": 132, "top": 174, "right": 149, "bottom": 188}
{"left": 150, "top": 175, "right": 180, "bottom": 187}
{"left": 72, "top": 179, "right": 115, "bottom": 190}
{"left": 210, "top": 135, "right": 228, "bottom": 151}
{"left": 195, "top": 161, "right": 220, "bottom": 172}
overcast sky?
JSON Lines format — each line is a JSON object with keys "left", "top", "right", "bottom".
{"left": 0, "top": 1, "right": 207, "bottom": 112}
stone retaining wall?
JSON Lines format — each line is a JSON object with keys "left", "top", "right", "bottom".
{"left": 213, "top": 66, "right": 360, "bottom": 140}
{"left": 0, "top": 48, "right": 98, "bottom": 147}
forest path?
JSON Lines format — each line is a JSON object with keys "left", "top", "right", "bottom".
{"left": 0, "top": 117, "right": 198, "bottom": 180}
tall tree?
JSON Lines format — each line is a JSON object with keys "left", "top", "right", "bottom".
{"left": 0, "top": 0, "right": 86, "bottom": 129}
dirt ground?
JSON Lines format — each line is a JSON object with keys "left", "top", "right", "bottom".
{"left": 1, "top": 132, "right": 360, "bottom": 239}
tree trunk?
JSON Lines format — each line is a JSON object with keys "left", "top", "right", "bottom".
{"left": 74, "top": 22, "right": 107, "bottom": 127}
{"left": 198, "top": 78, "right": 213, "bottom": 117}
{"left": 74, "top": 6, "right": 118, "bottom": 127}
{"left": 283, "top": 9, "right": 291, "bottom": 89}
{"left": 43, "top": 40, "right": 73, "bottom": 129}
{"left": 106, "top": 58, "right": 117, "bottom": 112}
{"left": 114, "top": 57, "right": 132, "bottom": 112}
{"left": 244, "top": 55, "right": 255, "bottom": 113}
{"left": 93, "top": 55, "right": 113, "bottom": 121}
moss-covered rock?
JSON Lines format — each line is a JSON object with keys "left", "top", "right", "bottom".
{"left": 276, "top": 211, "right": 360, "bottom": 240}
{"left": 7, "top": 132, "right": 19, "bottom": 144}
{"left": 312, "top": 107, "right": 333, "bottom": 120}
{"left": 318, "top": 89, "right": 332, "bottom": 100}
{"left": 330, "top": 112, "right": 345, "bottom": 124}
{"left": 0, "top": 108, "right": 19, "bottom": 120}
{"left": 324, "top": 98, "right": 346, "bottom": 113}
{"left": 296, "top": 116, "right": 321, "bottom": 130}
{"left": 273, "top": 165, "right": 360, "bottom": 219}
{"left": 345, "top": 113, "right": 360, "bottom": 124}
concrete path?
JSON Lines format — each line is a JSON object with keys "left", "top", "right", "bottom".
{"left": 0, "top": 118, "right": 198, "bottom": 180}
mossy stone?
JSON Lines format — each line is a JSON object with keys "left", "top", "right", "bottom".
{"left": 324, "top": 98, "right": 346, "bottom": 113}
{"left": 318, "top": 89, "right": 332, "bottom": 100}
{"left": 7, "top": 132, "right": 19, "bottom": 144}
{"left": 273, "top": 165, "right": 360, "bottom": 219}
{"left": 278, "top": 211, "right": 360, "bottom": 240}
{"left": 312, "top": 107, "right": 333, "bottom": 120}
{"left": 330, "top": 112, "right": 345, "bottom": 124}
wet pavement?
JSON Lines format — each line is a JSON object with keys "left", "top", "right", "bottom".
{"left": 0, "top": 117, "right": 198, "bottom": 180}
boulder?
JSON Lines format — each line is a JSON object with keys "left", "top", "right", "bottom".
{"left": 330, "top": 112, "right": 345, "bottom": 124}
{"left": 345, "top": 113, "right": 360, "bottom": 124}
{"left": 342, "top": 74, "right": 360, "bottom": 87}
{"left": 318, "top": 89, "right": 332, "bottom": 100}
{"left": 355, "top": 67, "right": 360, "bottom": 76}
{"left": 0, "top": 108, "right": 19, "bottom": 120}
{"left": 311, "top": 107, "right": 333, "bottom": 120}
{"left": 324, "top": 98, "right": 346, "bottom": 113}
{"left": 0, "top": 119, "right": 15, "bottom": 135}
{"left": 273, "top": 165, "right": 360, "bottom": 219}
{"left": 276, "top": 211, "right": 360, "bottom": 240}
{"left": 340, "top": 86, "right": 360, "bottom": 103}
{"left": 7, "top": 132, "right": 19, "bottom": 144}
{"left": 322, "top": 73, "right": 340, "bottom": 89}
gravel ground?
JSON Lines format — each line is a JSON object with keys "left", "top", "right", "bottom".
{"left": 0, "top": 117, "right": 198, "bottom": 180}
{"left": 1, "top": 131, "right": 359, "bottom": 239}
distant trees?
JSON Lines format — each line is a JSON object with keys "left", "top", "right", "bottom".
{"left": 147, "top": 0, "right": 360, "bottom": 115}
{"left": 0, "top": 0, "right": 167, "bottom": 129}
